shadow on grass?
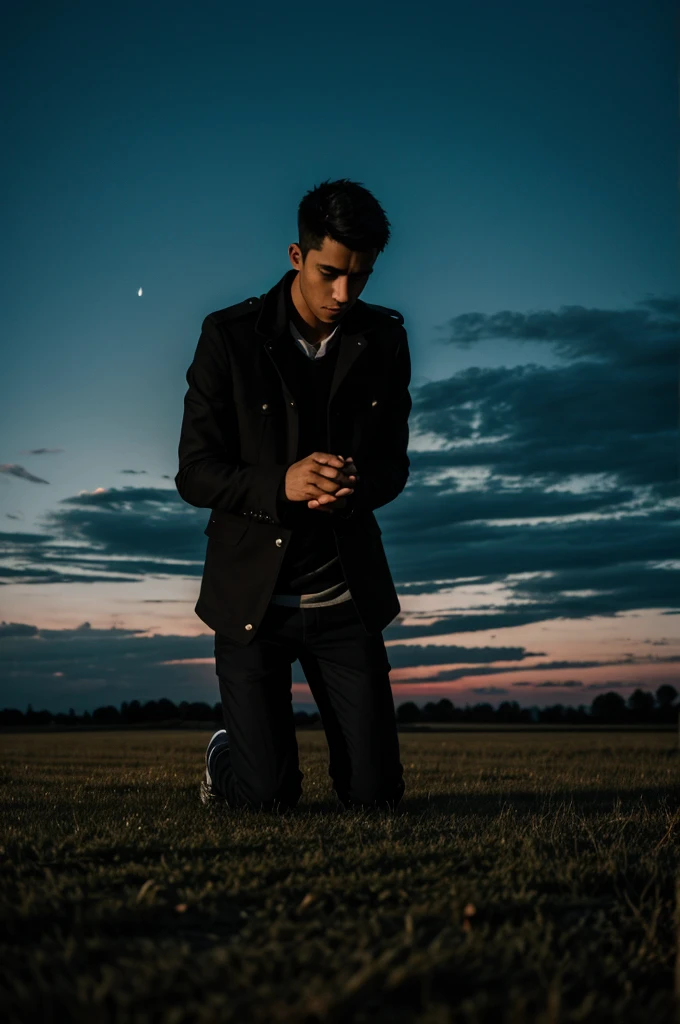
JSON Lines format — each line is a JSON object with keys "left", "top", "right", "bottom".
{"left": 297, "top": 784, "right": 680, "bottom": 818}
{"left": 7, "top": 782, "right": 676, "bottom": 822}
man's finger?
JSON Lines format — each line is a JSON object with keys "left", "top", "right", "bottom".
{"left": 312, "top": 452, "right": 345, "bottom": 468}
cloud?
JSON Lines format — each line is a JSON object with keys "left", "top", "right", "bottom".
{"left": 414, "top": 295, "right": 678, "bottom": 493}
{"left": 582, "top": 681, "right": 651, "bottom": 691}
{"left": 435, "top": 295, "right": 679, "bottom": 359}
{"left": 515, "top": 679, "right": 584, "bottom": 688}
{"left": 0, "top": 620, "right": 219, "bottom": 711}
{"left": 0, "top": 465, "right": 49, "bottom": 484}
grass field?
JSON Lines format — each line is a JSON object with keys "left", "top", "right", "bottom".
{"left": 1, "top": 728, "right": 679, "bottom": 1023}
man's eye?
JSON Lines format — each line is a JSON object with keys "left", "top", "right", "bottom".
{"left": 320, "top": 271, "right": 333, "bottom": 278}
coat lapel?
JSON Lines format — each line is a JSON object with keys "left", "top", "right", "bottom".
{"left": 254, "top": 268, "right": 373, "bottom": 412}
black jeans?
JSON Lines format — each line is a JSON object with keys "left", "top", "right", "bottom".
{"left": 212, "top": 596, "right": 405, "bottom": 812}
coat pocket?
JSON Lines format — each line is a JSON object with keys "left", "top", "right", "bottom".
{"left": 204, "top": 515, "right": 250, "bottom": 545}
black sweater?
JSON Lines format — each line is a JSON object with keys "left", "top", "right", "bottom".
{"left": 272, "top": 325, "right": 351, "bottom": 604}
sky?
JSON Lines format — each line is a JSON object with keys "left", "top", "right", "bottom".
{"left": 1, "top": 0, "right": 678, "bottom": 714}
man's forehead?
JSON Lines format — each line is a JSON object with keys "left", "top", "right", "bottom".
{"left": 316, "top": 237, "right": 377, "bottom": 272}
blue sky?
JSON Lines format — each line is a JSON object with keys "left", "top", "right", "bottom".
{"left": 1, "top": 0, "right": 678, "bottom": 712}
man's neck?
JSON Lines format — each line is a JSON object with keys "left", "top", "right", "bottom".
{"left": 288, "top": 273, "right": 334, "bottom": 347}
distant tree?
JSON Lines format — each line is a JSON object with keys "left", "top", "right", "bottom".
{"left": 180, "top": 701, "right": 213, "bottom": 722}
{"left": 25, "top": 705, "right": 52, "bottom": 725}
{"left": 430, "top": 699, "right": 455, "bottom": 722}
{"left": 469, "top": 702, "right": 495, "bottom": 723}
{"left": 0, "top": 708, "right": 24, "bottom": 726}
{"left": 655, "top": 684, "right": 678, "bottom": 709}
{"left": 497, "top": 701, "right": 523, "bottom": 723}
{"left": 156, "top": 698, "right": 180, "bottom": 721}
{"left": 564, "top": 704, "right": 589, "bottom": 725}
{"left": 122, "top": 700, "right": 143, "bottom": 723}
{"left": 627, "top": 688, "right": 655, "bottom": 721}
{"left": 396, "top": 701, "right": 421, "bottom": 723}
{"left": 539, "top": 704, "right": 566, "bottom": 724}
{"left": 654, "top": 684, "right": 679, "bottom": 724}
{"left": 591, "top": 692, "right": 627, "bottom": 723}
{"left": 143, "top": 700, "right": 176, "bottom": 723}
{"left": 294, "top": 710, "right": 320, "bottom": 726}
{"left": 92, "top": 705, "right": 121, "bottom": 725}
{"left": 139, "top": 700, "right": 158, "bottom": 722}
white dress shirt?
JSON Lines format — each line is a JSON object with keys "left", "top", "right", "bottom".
{"left": 288, "top": 319, "right": 341, "bottom": 360}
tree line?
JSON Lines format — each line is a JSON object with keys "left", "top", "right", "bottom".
{"left": 0, "top": 685, "right": 677, "bottom": 728}
{"left": 395, "top": 685, "right": 679, "bottom": 725}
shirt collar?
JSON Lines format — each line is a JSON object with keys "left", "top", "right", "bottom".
{"left": 288, "top": 318, "right": 341, "bottom": 360}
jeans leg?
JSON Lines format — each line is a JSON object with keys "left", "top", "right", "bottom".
{"left": 298, "top": 600, "right": 405, "bottom": 811}
{"left": 212, "top": 606, "right": 304, "bottom": 811}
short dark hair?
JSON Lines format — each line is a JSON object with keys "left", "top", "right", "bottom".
{"left": 297, "top": 178, "right": 391, "bottom": 261}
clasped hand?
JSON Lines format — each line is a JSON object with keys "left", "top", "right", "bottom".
{"left": 282, "top": 452, "right": 360, "bottom": 513}
{"left": 308, "top": 454, "right": 359, "bottom": 513}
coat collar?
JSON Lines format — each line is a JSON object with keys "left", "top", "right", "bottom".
{"left": 254, "top": 268, "right": 384, "bottom": 341}
{"left": 254, "top": 268, "right": 382, "bottom": 408}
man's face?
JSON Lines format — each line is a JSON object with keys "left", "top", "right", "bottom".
{"left": 289, "top": 236, "right": 377, "bottom": 324}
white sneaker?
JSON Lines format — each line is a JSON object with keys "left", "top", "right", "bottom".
{"left": 200, "top": 728, "right": 229, "bottom": 805}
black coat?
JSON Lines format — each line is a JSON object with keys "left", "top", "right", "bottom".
{"left": 175, "top": 268, "right": 412, "bottom": 644}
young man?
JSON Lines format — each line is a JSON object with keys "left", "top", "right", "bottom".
{"left": 175, "top": 178, "right": 411, "bottom": 813}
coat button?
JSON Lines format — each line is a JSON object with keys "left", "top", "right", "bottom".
{"left": 262, "top": 403, "right": 268, "bottom": 410}
{"left": 289, "top": 400, "right": 295, "bottom": 406}
{"left": 275, "top": 538, "right": 283, "bottom": 546}
{"left": 245, "top": 623, "right": 253, "bottom": 630}
{"left": 371, "top": 399, "right": 378, "bottom": 406}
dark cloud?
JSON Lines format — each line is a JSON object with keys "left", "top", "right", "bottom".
{"left": 0, "top": 620, "right": 218, "bottom": 712}
{"left": 388, "top": 649, "right": 679, "bottom": 683}
{"left": 417, "top": 295, "right": 678, "bottom": 491}
{"left": 0, "top": 465, "right": 49, "bottom": 483}
{"left": 522, "top": 680, "right": 583, "bottom": 688}
{"left": 436, "top": 295, "right": 679, "bottom": 360}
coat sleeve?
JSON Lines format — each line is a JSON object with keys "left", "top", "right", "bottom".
{"left": 174, "top": 314, "right": 290, "bottom": 521}
{"left": 334, "top": 325, "right": 412, "bottom": 518}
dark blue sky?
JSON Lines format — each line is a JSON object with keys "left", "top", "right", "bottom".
{"left": 1, "top": 0, "right": 678, "bottom": 712}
